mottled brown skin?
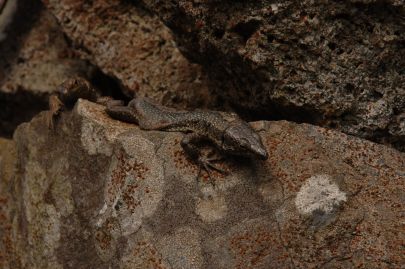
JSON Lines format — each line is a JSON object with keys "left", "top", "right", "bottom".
{"left": 106, "top": 98, "right": 268, "bottom": 177}
{"left": 49, "top": 78, "right": 269, "bottom": 178}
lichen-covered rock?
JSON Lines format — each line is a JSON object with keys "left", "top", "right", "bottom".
{"left": 42, "top": 0, "right": 218, "bottom": 110}
{"left": 0, "top": 138, "right": 19, "bottom": 269}
{"left": 8, "top": 100, "right": 405, "bottom": 268}
{"left": 140, "top": 0, "right": 405, "bottom": 150}
{"left": 0, "top": 0, "right": 92, "bottom": 136}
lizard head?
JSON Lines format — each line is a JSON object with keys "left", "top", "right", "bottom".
{"left": 222, "top": 121, "right": 268, "bottom": 160}
{"left": 57, "top": 77, "right": 96, "bottom": 106}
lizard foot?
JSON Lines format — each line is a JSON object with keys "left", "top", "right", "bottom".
{"left": 46, "top": 94, "right": 64, "bottom": 130}
{"left": 196, "top": 155, "right": 228, "bottom": 186}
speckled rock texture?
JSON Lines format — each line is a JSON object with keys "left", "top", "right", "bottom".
{"left": 140, "top": 0, "right": 405, "bottom": 150}
{"left": 0, "top": 138, "right": 19, "bottom": 269}
{"left": 42, "top": 0, "right": 218, "bottom": 110}
{"left": 0, "top": 0, "right": 92, "bottom": 136}
{"left": 5, "top": 99, "right": 404, "bottom": 268}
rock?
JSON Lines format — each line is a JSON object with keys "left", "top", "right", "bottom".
{"left": 0, "top": 0, "right": 17, "bottom": 42}
{"left": 140, "top": 0, "right": 405, "bottom": 150}
{"left": 7, "top": 99, "right": 405, "bottom": 268}
{"left": 0, "top": 0, "right": 92, "bottom": 137}
{"left": 42, "top": 0, "right": 218, "bottom": 110}
{"left": 0, "top": 138, "right": 19, "bottom": 269}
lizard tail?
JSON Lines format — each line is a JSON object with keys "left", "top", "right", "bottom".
{"left": 127, "top": 98, "right": 181, "bottom": 130}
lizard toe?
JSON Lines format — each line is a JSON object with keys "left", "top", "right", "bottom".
{"left": 197, "top": 156, "right": 227, "bottom": 175}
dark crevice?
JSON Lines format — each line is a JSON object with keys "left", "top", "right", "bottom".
{"left": 352, "top": 1, "right": 399, "bottom": 17}
{"left": 367, "top": 129, "right": 405, "bottom": 152}
{"left": 266, "top": 34, "right": 275, "bottom": 43}
{"left": 369, "top": 90, "right": 383, "bottom": 100}
{"left": 343, "top": 83, "right": 356, "bottom": 96}
{"left": 213, "top": 28, "right": 225, "bottom": 39}
{"left": 89, "top": 68, "right": 129, "bottom": 101}
{"left": 327, "top": 42, "right": 337, "bottom": 51}
{"left": 230, "top": 19, "right": 261, "bottom": 43}
{"left": 232, "top": 100, "right": 323, "bottom": 125}
{"left": 0, "top": 91, "right": 48, "bottom": 138}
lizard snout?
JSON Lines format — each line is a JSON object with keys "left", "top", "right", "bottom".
{"left": 251, "top": 144, "right": 268, "bottom": 160}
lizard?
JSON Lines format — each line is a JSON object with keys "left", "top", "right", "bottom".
{"left": 47, "top": 77, "right": 269, "bottom": 179}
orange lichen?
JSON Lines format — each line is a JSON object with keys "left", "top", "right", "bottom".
{"left": 107, "top": 150, "right": 151, "bottom": 213}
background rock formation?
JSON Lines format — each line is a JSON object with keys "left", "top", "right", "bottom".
{"left": 42, "top": 0, "right": 218, "bottom": 110}
{"left": 141, "top": 0, "right": 405, "bottom": 150}
{"left": 0, "top": 0, "right": 91, "bottom": 137}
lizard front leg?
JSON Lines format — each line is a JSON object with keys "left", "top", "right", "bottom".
{"left": 180, "top": 133, "right": 227, "bottom": 184}
{"left": 46, "top": 94, "right": 65, "bottom": 129}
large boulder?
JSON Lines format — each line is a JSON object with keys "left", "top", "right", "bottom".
{"left": 5, "top": 99, "right": 404, "bottom": 268}
{"left": 140, "top": 0, "right": 405, "bottom": 150}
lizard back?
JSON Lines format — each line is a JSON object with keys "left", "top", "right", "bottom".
{"left": 129, "top": 98, "right": 235, "bottom": 139}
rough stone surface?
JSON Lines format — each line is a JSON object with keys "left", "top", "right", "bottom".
{"left": 5, "top": 100, "right": 405, "bottom": 268}
{"left": 43, "top": 0, "right": 219, "bottom": 110}
{"left": 141, "top": 0, "right": 405, "bottom": 150}
{"left": 0, "top": 0, "right": 92, "bottom": 137}
{"left": 0, "top": 138, "right": 19, "bottom": 269}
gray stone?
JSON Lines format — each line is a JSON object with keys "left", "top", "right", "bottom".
{"left": 141, "top": 0, "right": 405, "bottom": 150}
{"left": 4, "top": 99, "right": 404, "bottom": 268}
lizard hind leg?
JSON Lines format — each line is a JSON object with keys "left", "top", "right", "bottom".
{"left": 180, "top": 133, "right": 228, "bottom": 185}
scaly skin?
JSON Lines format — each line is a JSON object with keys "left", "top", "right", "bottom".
{"left": 48, "top": 78, "right": 269, "bottom": 180}
{"left": 107, "top": 98, "right": 268, "bottom": 158}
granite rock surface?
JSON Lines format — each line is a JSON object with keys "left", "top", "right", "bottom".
{"left": 2, "top": 99, "right": 403, "bottom": 268}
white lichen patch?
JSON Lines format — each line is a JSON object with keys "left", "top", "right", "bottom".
{"left": 195, "top": 194, "right": 227, "bottom": 222}
{"left": 295, "top": 174, "right": 347, "bottom": 215}
{"left": 97, "top": 131, "right": 164, "bottom": 240}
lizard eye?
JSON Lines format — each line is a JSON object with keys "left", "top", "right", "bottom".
{"left": 240, "top": 138, "right": 249, "bottom": 148}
